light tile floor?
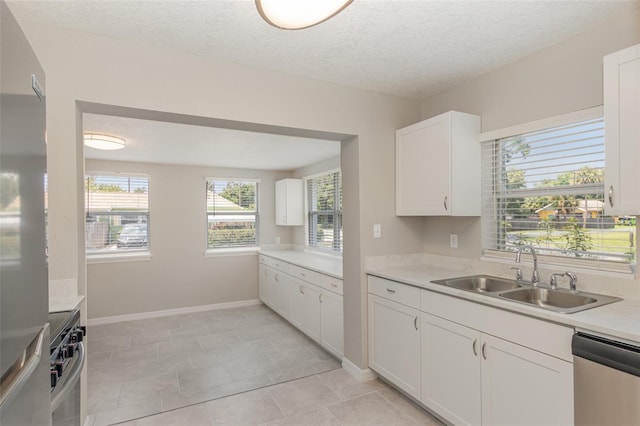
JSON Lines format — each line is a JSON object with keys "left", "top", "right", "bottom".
{"left": 87, "top": 304, "right": 444, "bottom": 426}
{"left": 86, "top": 304, "right": 340, "bottom": 426}
{"left": 117, "top": 369, "right": 445, "bottom": 426}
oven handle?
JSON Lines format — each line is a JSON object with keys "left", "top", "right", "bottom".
{"left": 51, "top": 341, "right": 85, "bottom": 413}
{"left": 0, "top": 324, "right": 48, "bottom": 417}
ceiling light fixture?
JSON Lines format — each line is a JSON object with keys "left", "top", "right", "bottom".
{"left": 255, "top": 0, "right": 353, "bottom": 30}
{"left": 83, "top": 133, "right": 126, "bottom": 150}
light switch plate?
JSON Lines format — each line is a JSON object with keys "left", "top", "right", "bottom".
{"left": 450, "top": 234, "right": 458, "bottom": 248}
{"left": 373, "top": 224, "right": 382, "bottom": 239}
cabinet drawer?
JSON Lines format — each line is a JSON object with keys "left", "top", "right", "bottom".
{"left": 260, "top": 255, "right": 288, "bottom": 272}
{"left": 320, "top": 276, "right": 343, "bottom": 295}
{"left": 368, "top": 276, "right": 421, "bottom": 309}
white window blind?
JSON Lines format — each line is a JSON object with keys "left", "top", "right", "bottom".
{"left": 307, "top": 171, "right": 342, "bottom": 253}
{"left": 206, "top": 179, "right": 259, "bottom": 249}
{"left": 481, "top": 116, "right": 636, "bottom": 268}
{"left": 85, "top": 173, "right": 150, "bottom": 254}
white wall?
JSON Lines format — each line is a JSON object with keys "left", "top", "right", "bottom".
{"left": 84, "top": 159, "right": 291, "bottom": 319}
{"left": 420, "top": 9, "right": 640, "bottom": 295}
{"left": 18, "top": 21, "right": 422, "bottom": 368}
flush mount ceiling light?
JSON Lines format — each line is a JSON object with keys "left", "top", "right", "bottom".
{"left": 83, "top": 133, "right": 126, "bottom": 150}
{"left": 255, "top": 0, "right": 353, "bottom": 30}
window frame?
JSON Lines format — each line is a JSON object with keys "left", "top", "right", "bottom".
{"left": 305, "top": 169, "right": 343, "bottom": 255}
{"left": 479, "top": 106, "right": 636, "bottom": 275}
{"left": 84, "top": 172, "right": 151, "bottom": 262}
{"left": 205, "top": 177, "right": 260, "bottom": 254}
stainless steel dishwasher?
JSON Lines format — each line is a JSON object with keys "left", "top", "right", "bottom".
{"left": 572, "top": 332, "right": 640, "bottom": 426}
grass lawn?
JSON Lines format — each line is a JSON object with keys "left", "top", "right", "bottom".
{"left": 510, "top": 225, "right": 636, "bottom": 256}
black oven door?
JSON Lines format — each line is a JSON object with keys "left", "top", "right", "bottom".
{"left": 51, "top": 341, "right": 85, "bottom": 426}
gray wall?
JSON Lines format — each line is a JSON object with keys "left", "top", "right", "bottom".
{"left": 85, "top": 159, "right": 291, "bottom": 319}
{"left": 420, "top": 8, "right": 640, "bottom": 262}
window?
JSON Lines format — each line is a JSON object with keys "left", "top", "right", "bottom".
{"left": 85, "top": 173, "right": 149, "bottom": 255}
{"left": 481, "top": 113, "right": 635, "bottom": 271}
{"left": 306, "top": 171, "right": 342, "bottom": 253}
{"left": 206, "top": 179, "right": 259, "bottom": 250}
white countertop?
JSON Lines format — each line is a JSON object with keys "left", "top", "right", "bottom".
{"left": 260, "top": 249, "right": 343, "bottom": 279}
{"left": 367, "top": 264, "right": 640, "bottom": 345}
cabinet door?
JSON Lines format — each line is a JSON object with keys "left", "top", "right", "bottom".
{"left": 275, "top": 179, "right": 304, "bottom": 226}
{"left": 258, "top": 265, "right": 270, "bottom": 305}
{"left": 604, "top": 44, "right": 640, "bottom": 215}
{"left": 421, "top": 313, "right": 481, "bottom": 426}
{"left": 481, "top": 334, "right": 573, "bottom": 426}
{"left": 270, "top": 270, "right": 291, "bottom": 320}
{"left": 290, "top": 281, "right": 321, "bottom": 342}
{"left": 320, "top": 290, "right": 343, "bottom": 358}
{"left": 368, "top": 294, "right": 420, "bottom": 399}
{"left": 396, "top": 113, "right": 451, "bottom": 216}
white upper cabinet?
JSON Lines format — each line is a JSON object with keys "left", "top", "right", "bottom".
{"left": 396, "top": 111, "right": 481, "bottom": 216}
{"left": 275, "top": 178, "right": 304, "bottom": 226}
{"left": 604, "top": 43, "right": 640, "bottom": 215}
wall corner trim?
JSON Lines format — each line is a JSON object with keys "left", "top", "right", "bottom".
{"left": 342, "top": 357, "right": 378, "bottom": 382}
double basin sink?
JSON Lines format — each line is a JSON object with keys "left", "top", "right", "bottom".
{"left": 430, "top": 275, "right": 621, "bottom": 314}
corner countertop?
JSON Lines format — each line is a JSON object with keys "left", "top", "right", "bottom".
{"left": 49, "top": 295, "right": 85, "bottom": 313}
{"left": 367, "top": 264, "right": 640, "bottom": 346}
{"left": 259, "top": 249, "right": 343, "bottom": 279}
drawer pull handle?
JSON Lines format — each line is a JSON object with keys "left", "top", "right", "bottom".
{"left": 299, "top": 285, "right": 304, "bottom": 294}
{"left": 319, "top": 294, "right": 323, "bottom": 303}
{"left": 472, "top": 339, "right": 477, "bottom": 356}
{"left": 386, "top": 288, "right": 396, "bottom": 294}
{"left": 414, "top": 316, "right": 418, "bottom": 330}
{"left": 300, "top": 272, "right": 306, "bottom": 276}
{"left": 481, "top": 342, "right": 487, "bottom": 360}
{"left": 331, "top": 283, "right": 338, "bottom": 287}
{"left": 444, "top": 196, "right": 448, "bottom": 211}
{"left": 275, "top": 274, "right": 279, "bottom": 282}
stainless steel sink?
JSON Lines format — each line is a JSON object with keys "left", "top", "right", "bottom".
{"left": 431, "top": 274, "right": 622, "bottom": 314}
{"left": 432, "top": 275, "right": 522, "bottom": 293}
{"left": 498, "top": 287, "right": 622, "bottom": 314}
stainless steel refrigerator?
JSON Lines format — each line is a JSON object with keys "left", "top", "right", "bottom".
{"left": 0, "top": 2, "right": 51, "bottom": 425}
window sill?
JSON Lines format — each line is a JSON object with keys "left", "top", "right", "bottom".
{"left": 205, "top": 247, "right": 260, "bottom": 258}
{"left": 481, "top": 250, "right": 636, "bottom": 279}
{"left": 87, "top": 251, "right": 152, "bottom": 264}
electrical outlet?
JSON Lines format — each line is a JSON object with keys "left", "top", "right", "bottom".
{"left": 373, "top": 224, "right": 382, "bottom": 239}
{"left": 275, "top": 236, "right": 281, "bottom": 245}
{"left": 450, "top": 234, "right": 458, "bottom": 248}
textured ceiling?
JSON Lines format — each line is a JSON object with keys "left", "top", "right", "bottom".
{"left": 8, "top": 0, "right": 640, "bottom": 100}
{"left": 8, "top": 0, "right": 639, "bottom": 170}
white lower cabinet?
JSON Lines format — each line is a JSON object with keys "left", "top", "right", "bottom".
{"left": 320, "top": 290, "right": 344, "bottom": 358}
{"left": 480, "top": 333, "right": 573, "bottom": 426}
{"left": 421, "top": 312, "right": 573, "bottom": 426}
{"left": 261, "top": 265, "right": 291, "bottom": 320}
{"left": 421, "top": 313, "right": 481, "bottom": 425}
{"left": 369, "top": 294, "right": 421, "bottom": 400}
{"left": 290, "top": 280, "right": 322, "bottom": 342}
{"left": 259, "top": 254, "right": 343, "bottom": 358}
{"left": 367, "top": 275, "right": 574, "bottom": 426}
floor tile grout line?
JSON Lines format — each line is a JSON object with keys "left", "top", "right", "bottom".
{"left": 105, "top": 366, "right": 343, "bottom": 426}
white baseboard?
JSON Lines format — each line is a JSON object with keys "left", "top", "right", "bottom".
{"left": 87, "top": 299, "right": 262, "bottom": 326}
{"left": 342, "top": 357, "right": 378, "bottom": 382}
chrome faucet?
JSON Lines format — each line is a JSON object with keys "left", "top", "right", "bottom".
{"left": 566, "top": 271, "right": 578, "bottom": 292}
{"left": 515, "top": 244, "right": 540, "bottom": 286}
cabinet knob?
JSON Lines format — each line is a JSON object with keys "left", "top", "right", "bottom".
{"left": 319, "top": 294, "right": 323, "bottom": 303}
{"left": 472, "top": 339, "right": 478, "bottom": 356}
{"left": 481, "top": 342, "right": 487, "bottom": 360}
{"left": 414, "top": 316, "right": 418, "bottom": 330}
